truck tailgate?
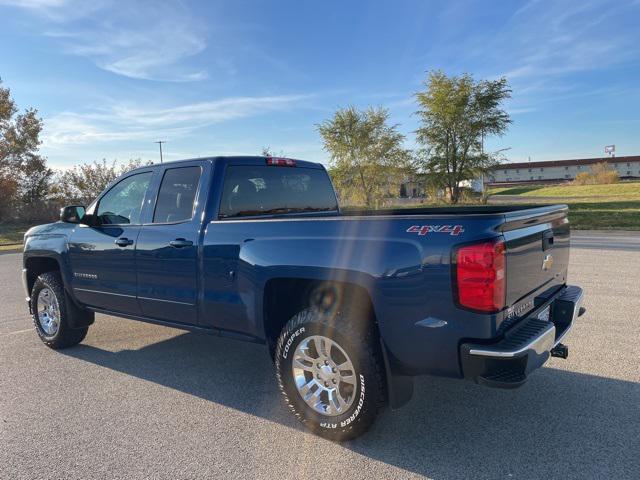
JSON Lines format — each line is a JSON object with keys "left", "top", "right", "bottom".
{"left": 501, "top": 205, "right": 570, "bottom": 314}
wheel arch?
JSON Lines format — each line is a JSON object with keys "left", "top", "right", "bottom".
{"left": 24, "top": 255, "right": 63, "bottom": 297}
{"left": 262, "top": 276, "right": 415, "bottom": 410}
{"left": 262, "top": 277, "right": 378, "bottom": 355}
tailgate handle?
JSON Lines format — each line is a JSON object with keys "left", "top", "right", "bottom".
{"left": 542, "top": 230, "right": 554, "bottom": 251}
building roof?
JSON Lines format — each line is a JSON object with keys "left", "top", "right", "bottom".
{"left": 495, "top": 155, "right": 640, "bottom": 170}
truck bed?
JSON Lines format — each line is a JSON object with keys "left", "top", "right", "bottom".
{"left": 341, "top": 204, "right": 559, "bottom": 217}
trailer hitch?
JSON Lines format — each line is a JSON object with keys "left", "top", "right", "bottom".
{"left": 550, "top": 343, "right": 569, "bottom": 359}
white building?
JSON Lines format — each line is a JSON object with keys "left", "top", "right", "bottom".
{"left": 487, "top": 156, "right": 640, "bottom": 185}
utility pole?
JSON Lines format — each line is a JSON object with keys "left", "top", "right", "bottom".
{"left": 154, "top": 141, "right": 166, "bottom": 163}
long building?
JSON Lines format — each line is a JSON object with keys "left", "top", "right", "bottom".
{"left": 487, "top": 155, "right": 640, "bottom": 185}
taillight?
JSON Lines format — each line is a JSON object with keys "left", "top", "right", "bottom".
{"left": 266, "top": 157, "right": 296, "bottom": 167}
{"left": 454, "top": 240, "right": 506, "bottom": 313}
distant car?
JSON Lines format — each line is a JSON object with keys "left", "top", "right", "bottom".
{"left": 22, "top": 156, "right": 585, "bottom": 441}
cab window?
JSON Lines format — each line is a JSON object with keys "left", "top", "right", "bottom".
{"left": 152, "top": 166, "right": 201, "bottom": 223}
{"left": 96, "top": 172, "right": 153, "bottom": 225}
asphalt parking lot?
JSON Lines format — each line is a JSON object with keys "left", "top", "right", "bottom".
{"left": 1, "top": 237, "right": 639, "bottom": 479}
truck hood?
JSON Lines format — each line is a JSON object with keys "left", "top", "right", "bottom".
{"left": 24, "top": 221, "right": 76, "bottom": 239}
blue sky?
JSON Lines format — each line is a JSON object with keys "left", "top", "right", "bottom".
{"left": 1, "top": 0, "right": 639, "bottom": 169}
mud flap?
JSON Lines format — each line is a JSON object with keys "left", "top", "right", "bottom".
{"left": 64, "top": 287, "right": 95, "bottom": 329}
{"left": 380, "top": 338, "right": 414, "bottom": 409}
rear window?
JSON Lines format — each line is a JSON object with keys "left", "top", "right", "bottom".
{"left": 219, "top": 165, "right": 338, "bottom": 218}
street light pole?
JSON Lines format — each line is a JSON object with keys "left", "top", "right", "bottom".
{"left": 154, "top": 141, "right": 165, "bottom": 163}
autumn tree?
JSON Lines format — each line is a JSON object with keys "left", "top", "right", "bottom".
{"left": 0, "top": 79, "right": 52, "bottom": 221}
{"left": 52, "top": 158, "right": 152, "bottom": 205}
{"left": 318, "top": 106, "right": 412, "bottom": 207}
{"left": 573, "top": 162, "right": 619, "bottom": 185}
{"left": 415, "top": 71, "right": 511, "bottom": 203}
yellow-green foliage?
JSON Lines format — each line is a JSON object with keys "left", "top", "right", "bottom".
{"left": 573, "top": 162, "right": 619, "bottom": 185}
{"left": 319, "top": 107, "right": 413, "bottom": 208}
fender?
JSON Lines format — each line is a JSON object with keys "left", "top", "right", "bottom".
{"left": 23, "top": 222, "right": 78, "bottom": 304}
{"left": 240, "top": 235, "right": 423, "bottom": 333}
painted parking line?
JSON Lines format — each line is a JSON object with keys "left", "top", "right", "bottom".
{"left": 0, "top": 328, "right": 32, "bottom": 337}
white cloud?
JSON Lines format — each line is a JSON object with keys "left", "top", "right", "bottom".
{"left": 0, "top": 0, "right": 69, "bottom": 9}
{"left": 498, "top": 0, "right": 639, "bottom": 82}
{"left": 454, "top": 0, "right": 640, "bottom": 117}
{"left": 42, "top": 94, "right": 313, "bottom": 147}
{"left": 2, "top": 0, "right": 208, "bottom": 81}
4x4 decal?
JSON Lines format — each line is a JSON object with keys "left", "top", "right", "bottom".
{"left": 406, "top": 225, "right": 465, "bottom": 236}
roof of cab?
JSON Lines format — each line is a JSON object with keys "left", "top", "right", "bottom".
{"left": 130, "top": 155, "right": 325, "bottom": 172}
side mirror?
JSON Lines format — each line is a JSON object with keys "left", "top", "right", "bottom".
{"left": 60, "top": 205, "right": 86, "bottom": 224}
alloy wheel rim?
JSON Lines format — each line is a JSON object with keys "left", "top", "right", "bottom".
{"left": 37, "top": 288, "right": 60, "bottom": 336}
{"left": 291, "top": 335, "right": 357, "bottom": 417}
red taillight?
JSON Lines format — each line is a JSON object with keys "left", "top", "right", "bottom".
{"left": 454, "top": 240, "right": 506, "bottom": 313}
{"left": 266, "top": 157, "right": 296, "bottom": 167}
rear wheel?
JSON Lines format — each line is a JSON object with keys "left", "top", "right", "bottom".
{"left": 275, "top": 308, "right": 385, "bottom": 441}
{"left": 31, "top": 272, "right": 89, "bottom": 349}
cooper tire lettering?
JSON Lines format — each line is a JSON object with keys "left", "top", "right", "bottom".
{"left": 281, "top": 326, "right": 305, "bottom": 359}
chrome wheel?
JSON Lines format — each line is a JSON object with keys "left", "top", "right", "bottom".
{"left": 292, "top": 335, "right": 357, "bottom": 416}
{"left": 37, "top": 287, "right": 60, "bottom": 336}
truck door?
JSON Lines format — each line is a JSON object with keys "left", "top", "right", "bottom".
{"left": 135, "top": 163, "right": 207, "bottom": 325}
{"left": 68, "top": 170, "right": 155, "bottom": 315}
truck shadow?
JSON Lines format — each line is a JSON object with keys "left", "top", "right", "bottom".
{"left": 63, "top": 329, "right": 638, "bottom": 479}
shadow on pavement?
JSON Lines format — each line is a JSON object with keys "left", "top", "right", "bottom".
{"left": 63, "top": 331, "right": 639, "bottom": 479}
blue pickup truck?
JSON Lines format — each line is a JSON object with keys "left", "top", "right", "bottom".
{"left": 22, "top": 156, "right": 585, "bottom": 440}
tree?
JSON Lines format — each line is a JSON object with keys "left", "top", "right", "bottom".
{"left": 260, "top": 146, "right": 287, "bottom": 157}
{"left": 52, "top": 158, "right": 151, "bottom": 205}
{"left": 415, "top": 71, "right": 512, "bottom": 203}
{"left": 18, "top": 156, "right": 54, "bottom": 221}
{"left": 0, "top": 78, "right": 50, "bottom": 221}
{"left": 574, "top": 162, "right": 619, "bottom": 185}
{"left": 318, "top": 106, "right": 412, "bottom": 208}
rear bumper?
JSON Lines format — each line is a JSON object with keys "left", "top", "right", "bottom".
{"left": 460, "top": 285, "right": 584, "bottom": 388}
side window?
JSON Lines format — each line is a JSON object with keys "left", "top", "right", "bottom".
{"left": 96, "top": 172, "right": 152, "bottom": 225}
{"left": 153, "top": 166, "right": 201, "bottom": 223}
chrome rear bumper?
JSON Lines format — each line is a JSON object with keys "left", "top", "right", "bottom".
{"left": 460, "top": 285, "right": 585, "bottom": 388}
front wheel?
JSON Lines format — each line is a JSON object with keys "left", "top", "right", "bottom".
{"left": 274, "top": 308, "right": 385, "bottom": 441}
{"left": 31, "top": 272, "right": 89, "bottom": 349}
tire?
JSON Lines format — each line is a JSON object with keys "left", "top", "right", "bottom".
{"left": 275, "top": 308, "right": 385, "bottom": 441}
{"left": 31, "top": 272, "right": 89, "bottom": 349}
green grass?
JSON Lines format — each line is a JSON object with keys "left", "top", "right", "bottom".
{"left": 566, "top": 201, "right": 640, "bottom": 230}
{"left": 488, "top": 185, "right": 547, "bottom": 195}
{"left": 0, "top": 223, "right": 29, "bottom": 251}
{"left": 489, "top": 181, "right": 640, "bottom": 199}
{"left": 486, "top": 182, "right": 640, "bottom": 230}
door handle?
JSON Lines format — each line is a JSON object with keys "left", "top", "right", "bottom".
{"left": 169, "top": 238, "right": 193, "bottom": 248}
{"left": 115, "top": 237, "right": 134, "bottom": 247}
